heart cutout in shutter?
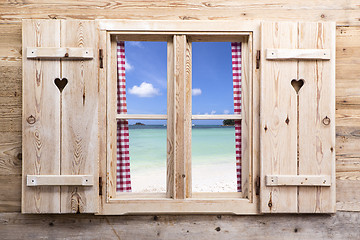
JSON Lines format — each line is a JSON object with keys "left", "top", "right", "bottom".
{"left": 54, "top": 78, "right": 68, "bottom": 93}
{"left": 291, "top": 79, "right": 304, "bottom": 94}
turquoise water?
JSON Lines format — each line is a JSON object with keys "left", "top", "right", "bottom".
{"left": 128, "top": 125, "right": 236, "bottom": 169}
{"left": 128, "top": 125, "right": 167, "bottom": 172}
{"left": 191, "top": 125, "right": 236, "bottom": 165}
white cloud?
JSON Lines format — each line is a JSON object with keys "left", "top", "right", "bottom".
{"left": 192, "top": 88, "right": 202, "bottom": 96}
{"left": 128, "top": 82, "right": 160, "bottom": 98}
{"left": 210, "top": 110, "right": 216, "bottom": 115}
{"left": 125, "top": 58, "right": 133, "bottom": 71}
{"left": 127, "top": 41, "right": 143, "bottom": 48}
{"left": 204, "top": 112, "right": 209, "bottom": 115}
{"left": 223, "top": 109, "right": 230, "bottom": 114}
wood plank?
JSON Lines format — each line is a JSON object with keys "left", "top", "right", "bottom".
{"left": 26, "top": 47, "right": 93, "bottom": 59}
{"left": 104, "top": 198, "right": 257, "bottom": 215}
{"left": 298, "top": 22, "right": 336, "bottom": 213}
{"left": 2, "top": 1, "right": 360, "bottom": 25}
{"left": 185, "top": 38, "right": 192, "bottom": 198}
{"left": 266, "top": 49, "right": 330, "bottom": 60}
{"left": 1, "top": 211, "right": 360, "bottom": 239}
{"left": 174, "top": 35, "right": 186, "bottom": 200}
{"left": 0, "top": 175, "right": 21, "bottom": 212}
{"left": 0, "top": 132, "right": 21, "bottom": 175}
{"left": 192, "top": 114, "right": 242, "bottom": 120}
{"left": 22, "top": 19, "right": 61, "bottom": 214}
{"left": 60, "top": 20, "right": 98, "bottom": 213}
{"left": 0, "top": 23, "right": 21, "bottom": 64}
{"left": 116, "top": 114, "right": 167, "bottom": 120}
{"left": 265, "top": 175, "right": 331, "bottom": 186}
{"left": 107, "top": 34, "right": 118, "bottom": 199}
{"left": 27, "top": 175, "right": 94, "bottom": 186}
{"left": 260, "top": 22, "right": 298, "bottom": 213}
{"left": 336, "top": 126, "right": 360, "bottom": 173}
{"left": 98, "top": 29, "right": 107, "bottom": 213}
{"left": 336, "top": 172, "right": 360, "bottom": 211}
{"left": 249, "top": 26, "right": 260, "bottom": 204}
{"left": 166, "top": 36, "right": 175, "bottom": 199}
{"left": 99, "top": 20, "right": 261, "bottom": 32}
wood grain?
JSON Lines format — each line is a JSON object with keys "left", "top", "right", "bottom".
{"left": 22, "top": 19, "right": 61, "bottom": 213}
{"left": 60, "top": 20, "right": 99, "bottom": 213}
{"left": 266, "top": 49, "right": 330, "bottom": 60}
{"left": 26, "top": 47, "right": 93, "bottom": 59}
{"left": 0, "top": 175, "right": 21, "bottom": 212}
{"left": 260, "top": 22, "right": 298, "bottom": 213}
{"left": 1, "top": 212, "right": 360, "bottom": 240}
{"left": 107, "top": 35, "right": 118, "bottom": 199}
{"left": 265, "top": 175, "right": 331, "bottom": 186}
{"left": 185, "top": 38, "right": 192, "bottom": 198}
{"left": 166, "top": 37, "right": 175, "bottom": 198}
{"left": 0, "top": 0, "right": 359, "bottom": 25}
{"left": 298, "top": 22, "right": 336, "bottom": 213}
{"left": 98, "top": 28, "right": 107, "bottom": 213}
{"left": 0, "top": 0, "right": 359, "bottom": 218}
{"left": 0, "top": 132, "right": 21, "bottom": 175}
{"left": 27, "top": 175, "right": 94, "bottom": 186}
{"left": 174, "top": 35, "right": 186, "bottom": 199}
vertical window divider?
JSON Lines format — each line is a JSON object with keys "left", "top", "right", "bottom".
{"left": 167, "top": 35, "right": 175, "bottom": 199}
{"left": 185, "top": 37, "right": 192, "bottom": 198}
{"left": 173, "top": 35, "right": 187, "bottom": 199}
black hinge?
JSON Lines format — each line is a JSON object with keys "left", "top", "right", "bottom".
{"left": 99, "top": 49, "right": 103, "bottom": 69}
{"left": 255, "top": 176, "right": 260, "bottom": 195}
{"left": 256, "top": 50, "right": 260, "bottom": 69}
{"left": 99, "top": 177, "right": 103, "bottom": 196}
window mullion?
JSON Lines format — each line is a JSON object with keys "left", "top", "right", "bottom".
{"left": 169, "top": 35, "right": 191, "bottom": 200}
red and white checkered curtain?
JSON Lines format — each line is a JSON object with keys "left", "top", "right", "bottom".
{"left": 231, "top": 42, "right": 242, "bottom": 192}
{"left": 116, "top": 41, "right": 132, "bottom": 192}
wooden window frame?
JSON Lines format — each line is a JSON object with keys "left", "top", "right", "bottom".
{"left": 97, "top": 20, "right": 261, "bottom": 215}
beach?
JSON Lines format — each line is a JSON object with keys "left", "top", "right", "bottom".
{"left": 127, "top": 125, "right": 238, "bottom": 193}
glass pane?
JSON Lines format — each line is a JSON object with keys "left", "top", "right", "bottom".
{"left": 192, "top": 42, "right": 234, "bottom": 117}
{"left": 117, "top": 120, "right": 167, "bottom": 193}
{"left": 192, "top": 120, "right": 237, "bottom": 192}
{"left": 124, "top": 41, "right": 167, "bottom": 114}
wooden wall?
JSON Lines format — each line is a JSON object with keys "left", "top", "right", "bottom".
{"left": 0, "top": 1, "right": 360, "bottom": 238}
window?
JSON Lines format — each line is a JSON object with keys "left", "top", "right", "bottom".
{"left": 104, "top": 27, "right": 256, "bottom": 214}
{"left": 22, "top": 20, "right": 335, "bottom": 214}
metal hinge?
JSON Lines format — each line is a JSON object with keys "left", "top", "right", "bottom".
{"left": 255, "top": 176, "right": 260, "bottom": 195}
{"left": 256, "top": 50, "right": 260, "bottom": 69}
{"left": 99, "top": 49, "right": 103, "bottom": 69}
{"left": 99, "top": 177, "right": 103, "bottom": 195}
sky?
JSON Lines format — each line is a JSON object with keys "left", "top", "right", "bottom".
{"left": 124, "top": 41, "right": 234, "bottom": 125}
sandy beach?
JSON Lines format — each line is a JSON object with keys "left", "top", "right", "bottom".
{"left": 131, "top": 161, "right": 237, "bottom": 193}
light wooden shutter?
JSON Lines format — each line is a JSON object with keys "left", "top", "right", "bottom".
{"left": 22, "top": 20, "right": 99, "bottom": 213}
{"left": 260, "top": 22, "right": 335, "bottom": 213}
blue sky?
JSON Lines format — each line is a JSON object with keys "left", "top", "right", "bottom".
{"left": 124, "top": 41, "right": 233, "bottom": 125}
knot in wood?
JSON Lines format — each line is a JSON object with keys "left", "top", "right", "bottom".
{"left": 27, "top": 115, "right": 36, "bottom": 124}
{"left": 322, "top": 116, "right": 330, "bottom": 125}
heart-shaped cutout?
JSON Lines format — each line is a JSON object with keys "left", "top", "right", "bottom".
{"left": 54, "top": 78, "right": 68, "bottom": 92}
{"left": 291, "top": 79, "right": 304, "bottom": 94}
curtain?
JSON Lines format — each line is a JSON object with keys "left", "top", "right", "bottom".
{"left": 231, "top": 42, "right": 242, "bottom": 192}
{"left": 116, "top": 41, "right": 132, "bottom": 192}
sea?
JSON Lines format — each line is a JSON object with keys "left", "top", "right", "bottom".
{"left": 127, "top": 125, "right": 237, "bottom": 192}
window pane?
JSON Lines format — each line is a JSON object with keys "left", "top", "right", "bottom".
{"left": 124, "top": 41, "right": 167, "bottom": 114}
{"left": 118, "top": 120, "right": 167, "bottom": 193}
{"left": 192, "top": 120, "right": 237, "bottom": 192}
{"left": 192, "top": 42, "right": 234, "bottom": 122}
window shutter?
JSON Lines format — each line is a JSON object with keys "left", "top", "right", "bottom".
{"left": 22, "top": 20, "right": 99, "bottom": 213}
{"left": 260, "top": 22, "right": 335, "bottom": 213}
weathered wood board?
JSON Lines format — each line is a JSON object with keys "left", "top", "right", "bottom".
{"left": 21, "top": 20, "right": 99, "bottom": 214}
{"left": 0, "top": 0, "right": 360, "bottom": 237}
{"left": 1, "top": 212, "right": 360, "bottom": 240}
